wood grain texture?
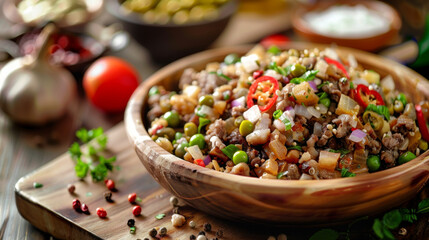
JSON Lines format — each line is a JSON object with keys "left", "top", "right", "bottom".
{"left": 125, "top": 43, "right": 429, "bottom": 225}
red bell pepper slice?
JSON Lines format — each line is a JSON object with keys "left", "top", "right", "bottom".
{"left": 194, "top": 159, "right": 206, "bottom": 167}
{"left": 324, "top": 56, "right": 350, "bottom": 79}
{"left": 247, "top": 76, "right": 279, "bottom": 112}
{"left": 416, "top": 104, "right": 429, "bottom": 142}
{"left": 354, "top": 84, "right": 384, "bottom": 108}
{"left": 260, "top": 34, "right": 290, "bottom": 48}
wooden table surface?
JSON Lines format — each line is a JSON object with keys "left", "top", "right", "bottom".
{"left": 1, "top": 1, "right": 429, "bottom": 239}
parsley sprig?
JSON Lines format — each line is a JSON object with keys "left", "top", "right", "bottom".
{"left": 68, "top": 128, "right": 116, "bottom": 182}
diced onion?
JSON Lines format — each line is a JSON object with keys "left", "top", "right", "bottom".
{"left": 264, "top": 69, "right": 282, "bottom": 80}
{"left": 273, "top": 119, "right": 286, "bottom": 131}
{"left": 352, "top": 78, "right": 369, "bottom": 86}
{"left": 317, "top": 103, "right": 328, "bottom": 114}
{"left": 279, "top": 111, "right": 295, "bottom": 128}
{"left": 241, "top": 54, "right": 259, "bottom": 73}
{"left": 347, "top": 54, "right": 358, "bottom": 69}
{"left": 307, "top": 106, "right": 321, "bottom": 118}
{"left": 186, "top": 145, "right": 204, "bottom": 160}
{"left": 380, "top": 75, "right": 395, "bottom": 93}
{"left": 299, "top": 173, "right": 313, "bottom": 180}
{"left": 294, "top": 104, "right": 312, "bottom": 119}
{"left": 231, "top": 96, "right": 245, "bottom": 108}
{"left": 199, "top": 105, "right": 215, "bottom": 119}
{"left": 203, "top": 155, "right": 212, "bottom": 165}
{"left": 255, "top": 113, "right": 271, "bottom": 130}
{"left": 308, "top": 81, "right": 318, "bottom": 92}
{"left": 348, "top": 129, "right": 367, "bottom": 143}
{"left": 314, "top": 122, "right": 323, "bottom": 136}
{"left": 243, "top": 105, "right": 261, "bottom": 124}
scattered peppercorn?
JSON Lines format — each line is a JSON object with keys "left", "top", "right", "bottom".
{"left": 189, "top": 220, "right": 196, "bottom": 228}
{"left": 132, "top": 206, "right": 142, "bottom": 216}
{"left": 80, "top": 203, "right": 89, "bottom": 213}
{"left": 198, "top": 231, "right": 206, "bottom": 236}
{"left": 127, "top": 219, "right": 135, "bottom": 227}
{"left": 96, "top": 207, "right": 107, "bottom": 218}
{"left": 149, "top": 228, "right": 157, "bottom": 238}
{"left": 72, "top": 199, "right": 81, "bottom": 211}
{"left": 67, "top": 184, "right": 75, "bottom": 194}
{"left": 216, "top": 230, "right": 223, "bottom": 238}
{"left": 159, "top": 227, "right": 167, "bottom": 237}
{"left": 104, "top": 191, "right": 113, "bottom": 202}
{"left": 105, "top": 179, "right": 115, "bottom": 191}
{"left": 190, "top": 235, "right": 196, "bottom": 240}
{"left": 130, "top": 226, "right": 136, "bottom": 234}
{"left": 33, "top": 182, "right": 43, "bottom": 188}
{"left": 203, "top": 223, "right": 211, "bottom": 232}
{"left": 128, "top": 193, "right": 137, "bottom": 203}
{"left": 170, "top": 196, "right": 179, "bottom": 207}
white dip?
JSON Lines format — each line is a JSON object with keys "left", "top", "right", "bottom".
{"left": 304, "top": 5, "right": 390, "bottom": 38}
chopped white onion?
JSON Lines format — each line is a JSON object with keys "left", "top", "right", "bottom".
{"left": 324, "top": 48, "right": 340, "bottom": 61}
{"left": 255, "top": 113, "right": 271, "bottom": 130}
{"left": 380, "top": 75, "right": 395, "bottom": 93}
{"left": 348, "top": 129, "right": 367, "bottom": 143}
{"left": 241, "top": 54, "right": 260, "bottom": 73}
{"left": 352, "top": 78, "right": 369, "bottom": 86}
{"left": 314, "top": 78, "right": 322, "bottom": 85}
{"left": 313, "top": 122, "right": 323, "bottom": 136}
{"left": 294, "top": 104, "right": 312, "bottom": 119}
{"left": 243, "top": 105, "right": 261, "bottom": 124}
{"left": 231, "top": 96, "right": 245, "bottom": 108}
{"left": 198, "top": 105, "right": 215, "bottom": 119}
{"left": 307, "top": 106, "right": 321, "bottom": 118}
{"left": 317, "top": 103, "right": 328, "bottom": 114}
{"left": 273, "top": 119, "right": 286, "bottom": 131}
{"left": 186, "top": 145, "right": 203, "bottom": 160}
{"left": 279, "top": 111, "right": 295, "bottom": 128}
{"left": 299, "top": 173, "right": 313, "bottom": 180}
{"left": 347, "top": 54, "right": 358, "bottom": 69}
{"left": 264, "top": 69, "right": 282, "bottom": 80}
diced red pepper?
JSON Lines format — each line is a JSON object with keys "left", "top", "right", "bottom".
{"left": 354, "top": 84, "right": 384, "bottom": 108}
{"left": 252, "top": 70, "right": 264, "bottom": 79}
{"left": 150, "top": 124, "right": 164, "bottom": 135}
{"left": 247, "top": 76, "right": 279, "bottom": 112}
{"left": 194, "top": 159, "right": 206, "bottom": 167}
{"left": 324, "top": 56, "right": 350, "bottom": 79}
{"left": 416, "top": 104, "right": 429, "bottom": 142}
{"left": 260, "top": 34, "right": 290, "bottom": 48}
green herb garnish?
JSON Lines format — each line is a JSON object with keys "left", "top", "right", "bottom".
{"left": 329, "top": 149, "right": 351, "bottom": 158}
{"left": 33, "top": 182, "right": 43, "bottom": 188}
{"left": 287, "top": 145, "right": 302, "bottom": 151}
{"left": 341, "top": 168, "right": 356, "bottom": 178}
{"left": 198, "top": 117, "right": 211, "bottom": 134}
{"left": 317, "top": 81, "right": 329, "bottom": 89}
{"left": 155, "top": 213, "right": 166, "bottom": 220}
{"left": 221, "top": 144, "right": 239, "bottom": 159}
{"left": 267, "top": 45, "right": 281, "bottom": 55}
{"left": 209, "top": 71, "right": 231, "bottom": 81}
{"left": 273, "top": 110, "right": 283, "bottom": 119}
{"left": 365, "top": 104, "right": 390, "bottom": 121}
{"left": 268, "top": 62, "right": 291, "bottom": 76}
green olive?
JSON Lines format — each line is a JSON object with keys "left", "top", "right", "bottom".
{"left": 234, "top": 116, "right": 244, "bottom": 127}
{"left": 189, "top": 133, "right": 206, "bottom": 149}
{"left": 163, "top": 111, "right": 180, "bottom": 127}
{"left": 160, "top": 99, "right": 172, "bottom": 113}
{"left": 175, "top": 142, "right": 189, "bottom": 158}
{"left": 393, "top": 100, "right": 404, "bottom": 113}
{"left": 367, "top": 155, "right": 381, "bottom": 172}
{"left": 290, "top": 63, "right": 306, "bottom": 77}
{"left": 184, "top": 122, "right": 197, "bottom": 137}
{"left": 398, "top": 151, "right": 416, "bottom": 165}
{"left": 199, "top": 95, "right": 214, "bottom": 107}
{"left": 363, "top": 111, "right": 384, "bottom": 131}
{"left": 155, "top": 127, "right": 176, "bottom": 141}
{"left": 239, "top": 120, "right": 254, "bottom": 136}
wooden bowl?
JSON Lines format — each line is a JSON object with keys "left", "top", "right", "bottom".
{"left": 125, "top": 43, "right": 429, "bottom": 225}
{"left": 106, "top": 0, "right": 237, "bottom": 63}
{"left": 291, "top": 0, "right": 402, "bottom": 52}
{"left": 3, "top": 0, "right": 104, "bottom": 29}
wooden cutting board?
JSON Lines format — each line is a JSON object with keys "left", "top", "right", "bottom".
{"left": 14, "top": 123, "right": 429, "bottom": 240}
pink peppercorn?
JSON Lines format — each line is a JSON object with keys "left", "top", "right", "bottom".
{"left": 105, "top": 179, "right": 115, "bottom": 190}
{"left": 128, "top": 193, "right": 137, "bottom": 203}
{"left": 81, "top": 203, "right": 89, "bottom": 213}
{"left": 96, "top": 207, "right": 107, "bottom": 218}
{"left": 72, "top": 199, "right": 81, "bottom": 211}
{"left": 132, "top": 206, "right": 141, "bottom": 216}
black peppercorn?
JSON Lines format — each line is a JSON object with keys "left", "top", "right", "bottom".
{"left": 149, "top": 228, "right": 157, "bottom": 238}
{"left": 198, "top": 231, "right": 206, "bottom": 236}
{"left": 190, "top": 235, "right": 196, "bottom": 240}
{"left": 127, "top": 219, "right": 135, "bottom": 227}
{"left": 203, "top": 223, "right": 211, "bottom": 232}
{"left": 159, "top": 227, "right": 167, "bottom": 237}
{"left": 104, "top": 191, "right": 113, "bottom": 202}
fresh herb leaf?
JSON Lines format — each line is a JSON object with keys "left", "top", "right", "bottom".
{"left": 329, "top": 149, "right": 351, "bottom": 158}
{"left": 267, "top": 45, "right": 281, "bottom": 55}
{"left": 417, "top": 198, "right": 429, "bottom": 214}
{"left": 317, "top": 81, "right": 329, "bottom": 89}
{"left": 372, "top": 218, "right": 384, "bottom": 239}
{"left": 268, "top": 62, "right": 291, "bottom": 76}
{"left": 277, "top": 171, "right": 287, "bottom": 179}
{"left": 309, "top": 229, "right": 339, "bottom": 240}
{"left": 68, "top": 142, "right": 82, "bottom": 159}
{"left": 273, "top": 110, "right": 283, "bottom": 119}
{"left": 290, "top": 78, "right": 305, "bottom": 84}
{"left": 75, "top": 158, "right": 89, "bottom": 179}
{"left": 397, "top": 93, "right": 407, "bottom": 107}
{"left": 76, "top": 128, "right": 90, "bottom": 143}
{"left": 400, "top": 208, "right": 417, "bottom": 223}
{"left": 300, "top": 70, "right": 319, "bottom": 81}
{"left": 282, "top": 117, "right": 292, "bottom": 131}
{"left": 198, "top": 117, "right": 211, "bottom": 133}
{"left": 383, "top": 209, "right": 402, "bottom": 229}
{"left": 33, "top": 182, "right": 43, "bottom": 188}
{"left": 317, "top": 92, "right": 328, "bottom": 99}
{"left": 209, "top": 71, "right": 231, "bottom": 81}
{"left": 90, "top": 163, "right": 108, "bottom": 182}
{"left": 382, "top": 226, "right": 395, "bottom": 240}
{"left": 155, "top": 213, "right": 166, "bottom": 220}
{"left": 287, "top": 145, "right": 302, "bottom": 151}
{"left": 350, "top": 81, "right": 355, "bottom": 89}
{"left": 366, "top": 104, "right": 390, "bottom": 121}
{"left": 221, "top": 144, "right": 239, "bottom": 159}
{"left": 341, "top": 168, "right": 356, "bottom": 178}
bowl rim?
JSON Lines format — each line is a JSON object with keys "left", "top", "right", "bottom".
{"left": 125, "top": 42, "right": 429, "bottom": 193}
{"left": 291, "top": 0, "right": 402, "bottom": 40}
{"left": 106, "top": 0, "right": 238, "bottom": 28}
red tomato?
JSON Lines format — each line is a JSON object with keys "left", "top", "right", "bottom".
{"left": 83, "top": 57, "right": 139, "bottom": 113}
{"left": 260, "top": 34, "right": 290, "bottom": 48}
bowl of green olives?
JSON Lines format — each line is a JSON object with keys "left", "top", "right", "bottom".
{"left": 106, "top": 0, "right": 238, "bottom": 63}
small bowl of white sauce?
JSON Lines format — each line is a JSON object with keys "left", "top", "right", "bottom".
{"left": 292, "top": 0, "right": 401, "bottom": 51}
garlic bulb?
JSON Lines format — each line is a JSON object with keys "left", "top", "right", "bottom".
{"left": 0, "top": 24, "right": 77, "bottom": 125}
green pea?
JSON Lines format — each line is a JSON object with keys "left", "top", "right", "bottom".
{"left": 163, "top": 111, "right": 180, "bottom": 127}
{"left": 189, "top": 133, "right": 206, "bottom": 149}
{"left": 239, "top": 120, "right": 254, "bottom": 136}
{"left": 290, "top": 63, "right": 306, "bottom": 77}
{"left": 149, "top": 86, "right": 160, "bottom": 96}
{"left": 175, "top": 142, "right": 189, "bottom": 158}
{"left": 155, "top": 127, "right": 175, "bottom": 141}
{"left": 398, "top": 151, "right": 416, "bottom": 165}
{"left": 319, "top": 98, "right": 331, "bottom": 108}
{"left": 367, "top": 155, "right": 381, "bottom": 172}
{"left": 233, "top": 150, "right": 248, "bottom": 165}
{"left": 224, "top": 53, "right": 240, "bottom": 65}
{"left": 267, "top": 45, "right": 281, "bottom": 55}
{"left": 234, "top": 116, "right": 244, "bottom": 127}
{"left": 184, "top": 122, "right": 197, "bottom": 137}
{"left": 393, "top": 100, "right": 404, "bottom": 113}
{"left": 397, "top": 93, "right": 407, "bottom": 107}
{"left": 199, "top": 95, "right": 214, "bottom": 107}
{"left": 175, "top": 132, "right": 183, "bottom": 140}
